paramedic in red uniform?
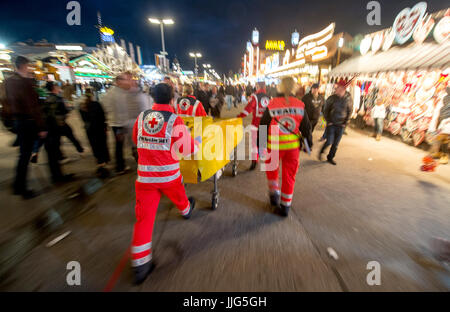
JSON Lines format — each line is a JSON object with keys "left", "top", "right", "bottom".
{"left": 258, "top": 77, "right": 312, "bottom": 217}
{"left": 131, "top": 83, "right": 199, "bottom": 284}
{"left": 175, "top": 84, "right": 207, "bottom": 117}
{"left": 237, "top": 81, "right": 271, "bottom": 170}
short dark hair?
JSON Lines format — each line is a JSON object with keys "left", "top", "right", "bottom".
{"left": 152, "top": 83, "right": 173, "bottom": 104}
{"left": 15, "top": 56, "right": 30, "bottom": 69}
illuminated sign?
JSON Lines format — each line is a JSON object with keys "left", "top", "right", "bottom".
{"left": 433, "top": 15, "right": 450, "bottom": 44}
{"left": 382, "top": 29, "right": 395, "bottom": 51}
{"left": 55, "top": 45, "right": 83, "bottom": 51}
{"left": 295, "top": 23, "right": 334, "bottom": 61}
{"left": 393, "top": 2, "right": 427, "bottom": 45}
{"left": 100, "top": 26, "right": 115, "bottom": 43}
{"left": 265, "top": 40, "right": 285, "bottom": 51}
{"left": 100, "top": 27, "right": 114, "bottom": 35}
{"left": 360, "top": 37, "right": 372, "bottom": 55}
{"left": 413, "top": 14, "right": 435, "bottom": 44}
{"left": 252, "top": 28, "right": 259, "bottom": 45}
{"left": 292, "top": 30, "right": 300, "bottom": 46}
{"left": 371, "top": 33, "right": 384, "bottom": 53}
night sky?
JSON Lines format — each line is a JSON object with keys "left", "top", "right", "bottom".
{"left": 0, "top": 0, "right": 448, "bottom": 74}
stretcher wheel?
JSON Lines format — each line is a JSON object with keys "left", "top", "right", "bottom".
{"left": 232, "top": 163, "right": 238, "bottom": 177}
{"left": 212, "top": 193, "right": 219, "bottom": 210}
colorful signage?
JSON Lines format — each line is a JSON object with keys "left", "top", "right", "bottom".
{"left": 433, "top": 14, "right": 450, "bottom": 44}
{"left": 265, "top": 40, "right": 285, "bottom": 51}
{"left": 393, "top": 2, "right": 427, "bottom": 44}
{"left": 252, "top": 28, "right": 259, "bottom": 45}
{"left": 100, "top": 26, "right": 115, "bottom": 43}
{"left": 413, "top": 14, "right": 435, "bottom": 44}
{"left": 360, "top": 36, "right": 372, "bottom": 55}
{"left": 295, "top": 23, "right": 334, "bottom": 61}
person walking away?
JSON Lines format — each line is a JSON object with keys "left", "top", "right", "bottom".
{"left": 225, "top": 83, "right": 234, "bottom": 111}
{"left": 259, "top": 77, "right": 312, "bottom": 217}
{"left": 430, "top": 87, "right": 450, "bottom": 164}
{"left": 4, "top": 56, "right": 47, "bottom": 199}
{"left": 196, "top": 83, "right": 211, "bottom": 116}
{"left": 43, "top": 81, "right": 75, "bottom": 184}
{"left": 54, "top": 83, "right": 84, "bottom": 162}
{"left": 79, "top": 88, "right": 110, "bottom": 176}
{"left": 102, "top": 72, "right": 132, "bottom": 174}
{"left": 319, "top": 79, "right": 352, "bottom": 165}
{"left": 237, "top": 81, "right": 270, "bottom": 170}
{"left": 127, "top": 77, "right": 153, "bottom": 161}
{"left": 302, "top": 83, "right": 325, "bottom": 133}
{"left": 175, "top": 84, "right": 207, "bottom": 117}
{"left": 371, "top": 99, "right": 386, "bottom": 141}
{"left": 209, "top": 86, "right": 224, "bottom": 118}
{"left": 131, "top": 83, "right": 199, "bottom": 284}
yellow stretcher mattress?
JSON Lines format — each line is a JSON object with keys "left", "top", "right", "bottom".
{"left": 180, "top": 117, "right": 243, "bottom": 184}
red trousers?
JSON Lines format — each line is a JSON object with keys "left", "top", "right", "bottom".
{"left": 131, "top": 179, "right": 190, "bottom": 267}
{"left": 265, "top": 148, "right": 300, "bottom": 207}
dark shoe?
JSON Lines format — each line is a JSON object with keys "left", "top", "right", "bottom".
{"left": 14, "top": 188, "right": 38, "bottom": 199}
{"left": 327, "top": 158, "right": 337, "bottom": 165}
{"left": 53, "top": 174, "right": 75, "bottom": 184}
{"left": 133, "top": 261, "right": 155, "bottom": 285}
{"left": 318, "top": 151, "right": 323, "bottom": 161}
{"left": 278, "top": 204, "right": 290, "bottom": 217}
{"left": 269, "top": 192, "right": 280, "bottom": 207}
{"left": 249, "top": 160, "right": 257, "bottom": 171}
{"left": 183, "top": 197, "right": 196, "bottom": 219}
{"left": 30, "top": 153, "right": 38, "bottom": 164}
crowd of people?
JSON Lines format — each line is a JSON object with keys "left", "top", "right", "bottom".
{"left": 2, "top": 54, "right": 449, "bottom": 285}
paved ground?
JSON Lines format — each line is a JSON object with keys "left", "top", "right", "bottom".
{"left": 1, "top": 103, "right": 449, "bottom": 291}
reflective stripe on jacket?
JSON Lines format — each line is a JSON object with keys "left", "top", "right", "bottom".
{"left": 133, "top": 103, "right": 196, "bottom": 185}
{"left": 267, "top": 97, "right": 305, "bottom": 151}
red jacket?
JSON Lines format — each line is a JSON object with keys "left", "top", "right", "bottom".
{"left": 132, "top": 103, "right": 197, "bottom": 186}
{"left": 237, "top": 89, "right": 270, "bottom": 127}
{"left": 175, "top": 95, "right": 207, "bottom": 117}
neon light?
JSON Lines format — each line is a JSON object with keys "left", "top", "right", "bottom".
{"left": 55, "top": 45, "right": 83, "bottom": 51}
{"left": 265, "top": 40, "right": 285, "bottom": 51}
{"left": 297, "top": 23, "right": 335, "bottom": 48}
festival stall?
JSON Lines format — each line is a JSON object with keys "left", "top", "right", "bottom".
{"left": 330, "top": 3, "right": 449, "bottom": 147}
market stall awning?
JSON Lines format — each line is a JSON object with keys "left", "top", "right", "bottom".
{"left": 330, "top": 41, "right": 450, "bottom": 76}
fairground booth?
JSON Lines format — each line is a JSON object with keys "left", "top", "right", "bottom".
{"left": 330, "top": 3, "right": 449, "bottom": 147}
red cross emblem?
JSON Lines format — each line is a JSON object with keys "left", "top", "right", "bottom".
{"left": 148, "top": 117, "right": 158, "bottom": 128}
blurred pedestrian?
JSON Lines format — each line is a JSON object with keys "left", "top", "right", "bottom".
{"left": 237, "top": 81, "right": 270, "bottom": 170}
{"left": 102, "top": 72, "right": 132, "bottom": 174}
{"left": 79, "top": 88, "right": 110, "bottom": 176}
{"left": 319, "top": 79, "right": 353, "bottom": 165}
{"left": 302, "top": 83, "right": 325, "bottom": 133}
{"left": 4, "top": 56, "right": 47, "bottom": 198}
{"left": 225, "top": 83, "right": 234, "bottom": 110}
{"left": 209, "top": 85, "right": 224, "bottom": 118}
{"left": 371, "top": 99, "right": 386, "bottom": 141}
{"left": 43, "top": 81, "right": 75, "bottom": 183}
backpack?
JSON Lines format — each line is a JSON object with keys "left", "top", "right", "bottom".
{"left": 0, "top": 81, "right": 15, "bottom": 132}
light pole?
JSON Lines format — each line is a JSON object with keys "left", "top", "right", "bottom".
{"left": 189, "top": 52, "right": 202, "bottom": 80}
{"left": 149, "top": 18, "right": 174, "bottom": 71}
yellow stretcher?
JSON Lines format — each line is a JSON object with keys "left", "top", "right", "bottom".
{"left": 179, "top": 117, "right": 243, "bottom": 210}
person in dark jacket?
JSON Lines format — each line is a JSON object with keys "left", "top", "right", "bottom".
{"left": 80, "top": 88, "right": 110, "bottom": 176}
{"left": 4, "top": 56, "right": 47, "bottom": 198}
{"left": 318, "top": 80, "right": 352, "bottom": 165}
{"left": 302, "top": 83, "right": 325, "bottom": 133}
{"left": 43, "top": 81, "right": 74, "bottom": 183}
